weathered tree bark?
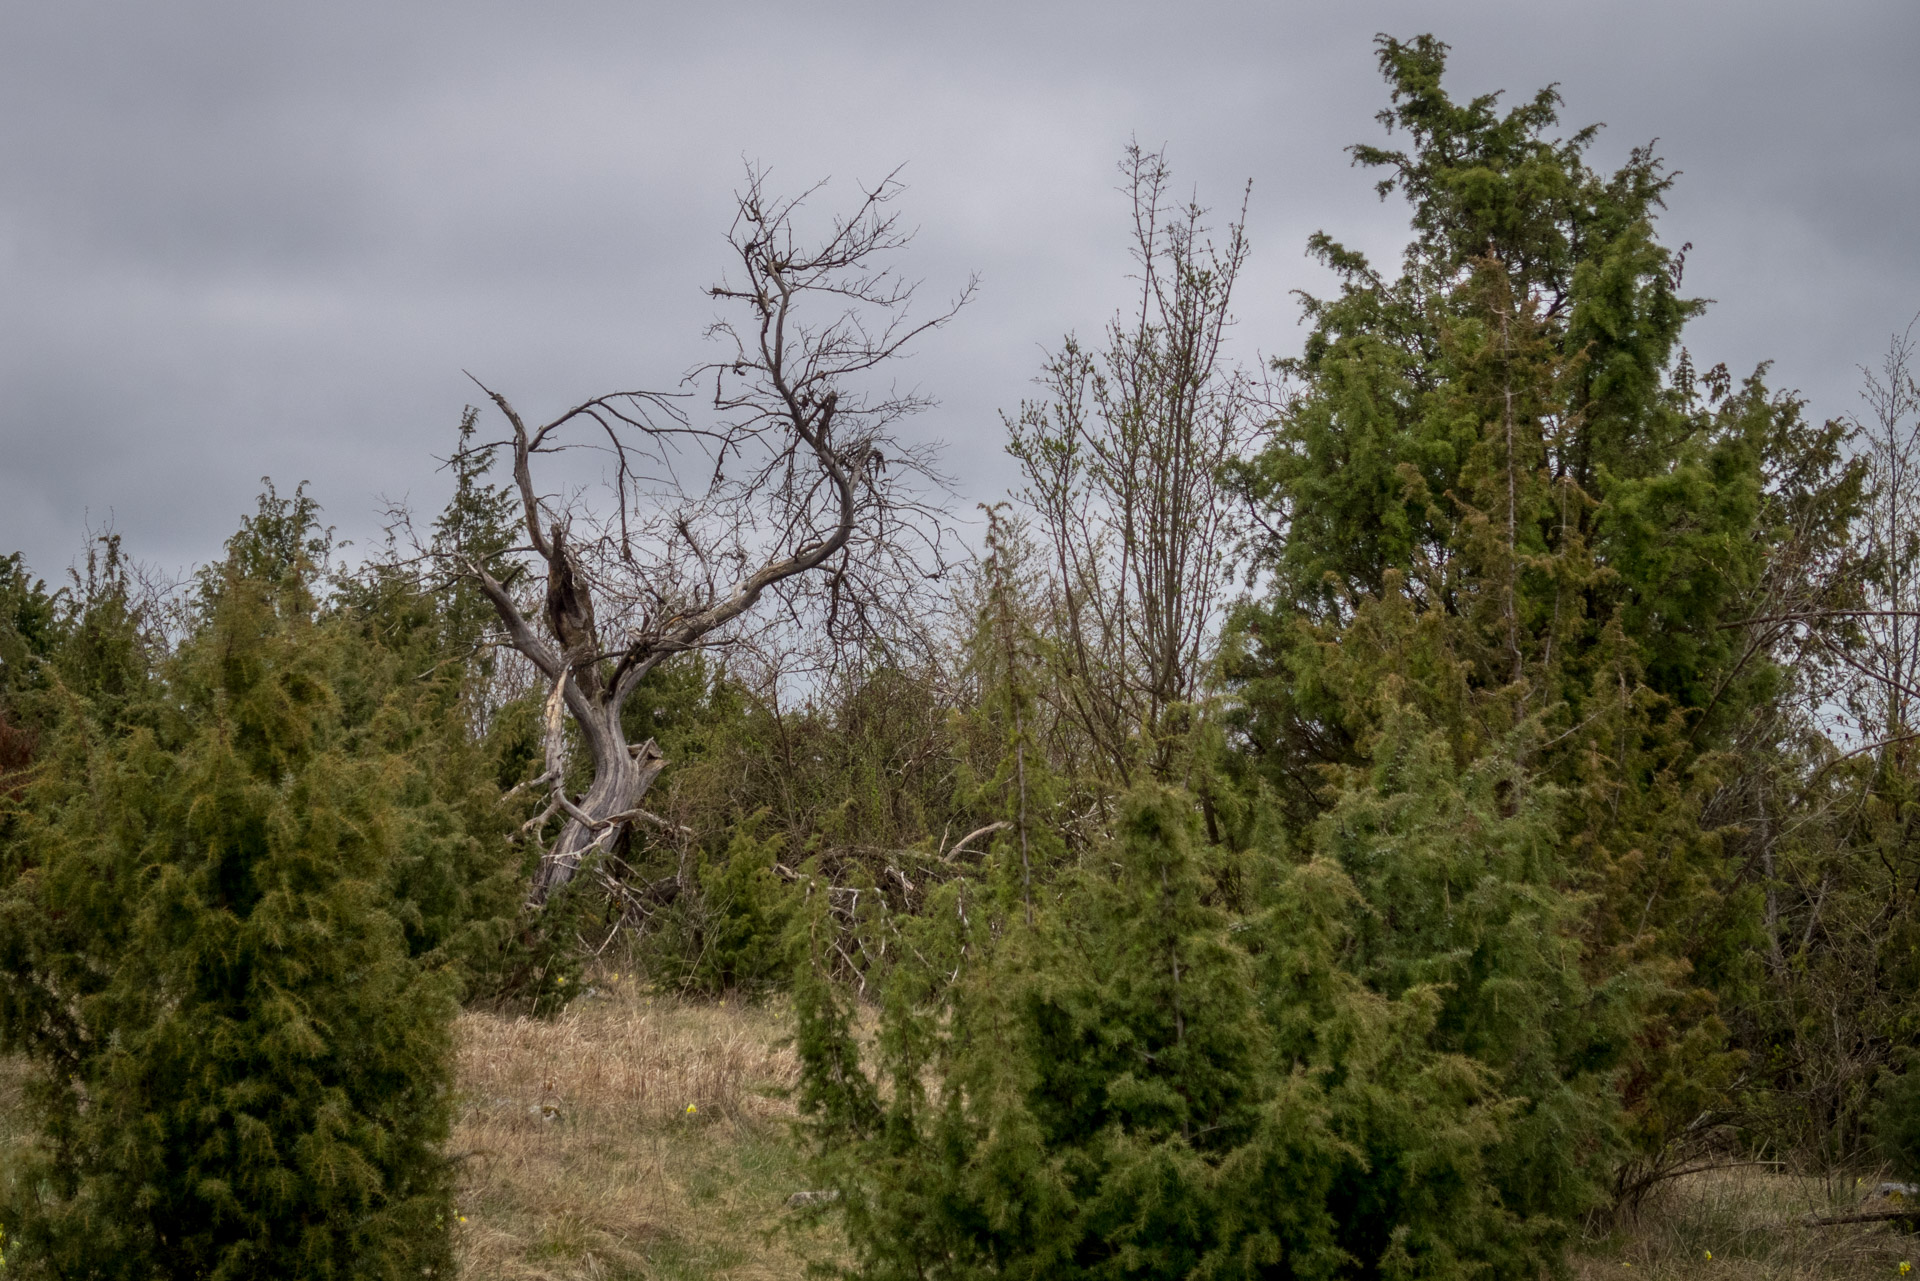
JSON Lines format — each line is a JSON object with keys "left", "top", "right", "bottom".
{"left": 466, "top": 384, "right": 859, "bottom": 901}
{"left": 453, "top": 169, "right": 968, "bottom": 904}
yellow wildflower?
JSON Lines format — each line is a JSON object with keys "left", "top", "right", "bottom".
{"left": 686, "top": 1103, "right": 698, "bottom": 1115}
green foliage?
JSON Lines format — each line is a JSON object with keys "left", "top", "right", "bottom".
{"left": 1875, "top": 1060, "right": 1920, "bottom": 1182}
{"left": 627, "top": 656, "right": 977, "bottom": 869}
{"left": 2, "top": 35, "right": 1914, "bottom": 1281}
{"left": 1716, "top": 330, "right": 1920, "bottom": 1167}
{"left": 795, "top": 787, "right": 1576, "bottom": 1280}
{"left": 0, "top": 556, "right": 60, "bottom": 845}
{"left": 326, "top": 420, "right": 552, "bottom": 1007}
{"left": 0, "top": 536, "right": 156, "bottom": 744}
{"left": 642, "top": 820, "right": 797, "bottom": 996}
{"left": 429, "top": 406, "right": 524, "bottom": 669}
{"left": 0, "top": 554, "right": 62, "bottom": 715}
{"left": 969, "top": 507, "right": 1069, "bottom": 918}
{"left": 1221, "top": 33, "right": 1857, "bottom": 1182}
{"left": 1741, "top": 748, "right": 1920, "bottom": 1166}
{"left": 0, "top": 493, "right": 462, "bottom": 1279}
{"left": 1307, "top": 698, "right": 1646, "bottom": 1231}
{"left": 1230, "top": 32, "right": 1774, "bottom": 771}
{"left": 329, "top": 573, "right": 528, "bottom": 997}
{"left": 604, "top": 652, "right": 994, "bottom": 995}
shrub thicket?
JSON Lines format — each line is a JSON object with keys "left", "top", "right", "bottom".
{"left": 795, "top": 788, "right": 1598, "bottom": 1280}
{"left": 0, "top": 493, "right": 476, "bottom": 1279}
{"left": 2, "top": 27, "right": 1917, "bottom": 1281}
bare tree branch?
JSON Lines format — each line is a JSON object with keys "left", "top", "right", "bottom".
{"left": 442, "top": 167, "right": 970, "bottom": 903}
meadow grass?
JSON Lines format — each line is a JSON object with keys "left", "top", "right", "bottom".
{"left": 3, "top": 989, "right": 1915, "bottom": 1278}
{"left": 450, "top": 979, "right": 835, "bottom": 1280}
{"left": 449, "top": 984, "right": 1918, "bottom": 1279}
{"left": 1574, "top": 1163, "right": 1915, "bottom": 1280}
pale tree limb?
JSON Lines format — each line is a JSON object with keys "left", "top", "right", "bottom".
{"left": 447, "top": 167, "right": 969, "bottom": 905}
{"left": 941, "top": 821, "right": 1012, "bottom": 864}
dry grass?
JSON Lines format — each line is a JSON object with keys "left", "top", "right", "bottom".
{"left": 0, "top": 1049, "right": 27, "bottom": 1206}
{"left": 451, "top": 990, "right": 1916, "bottom": 1279}
{"left": 451, "top": 979, "right": 834, "bottom": 1280}
{"left": 0, "top": 985, "right": 829, "bottom": 1280}
{"left": 1574, "top": 1165, "right": 1917, "bottom": 1280}
{"left": 7, "top": 996, "right": 1917, "bottom": 1279}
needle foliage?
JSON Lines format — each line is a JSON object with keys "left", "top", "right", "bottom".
{"left": 0, "top": 492, "right": 464, "bottom": 1280}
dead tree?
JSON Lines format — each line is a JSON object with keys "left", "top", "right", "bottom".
{"left": 454, "top": 169, "right": 971, "bottom": 903}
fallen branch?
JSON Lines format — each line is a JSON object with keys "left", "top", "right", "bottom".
{"left": 1800, "top": 1207, "right": 1920, "bottom": 1227}
{"left": 1618, "top": 1158, "right": 1784, "bottom": 1202}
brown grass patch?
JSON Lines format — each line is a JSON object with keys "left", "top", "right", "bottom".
{"left": 0, "top": 1050, "right": 28, "bottom": 1162}
{"left": 452, "top": 980, "right": 830, "bottom": 1280}
{"left": 1574, "top": 1165, "right": 1917, "bottom": 1280}
{"left": 11, "top": 996, "right": 1912, "bottom": 1279}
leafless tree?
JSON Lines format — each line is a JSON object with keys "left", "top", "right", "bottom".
{"left": 1007, "top": 144, "right": 1257, "bottom": 786}
{"left": 450, "top": 169, "right": 971, "bottom": 903}
{"left": 1724, "top": 324, "right": 1920, "bottom": 761}
{"left": 1847, "top": 320, "right": 1920, "bottom": 749}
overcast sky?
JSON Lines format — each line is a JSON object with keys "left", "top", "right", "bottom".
{"left": 2, "top": 1, "right": 1916, "bottom": 582}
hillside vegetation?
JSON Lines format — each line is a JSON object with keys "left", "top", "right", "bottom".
{"left": 3, "top": 31, "right": 1918, "bottom": 1281}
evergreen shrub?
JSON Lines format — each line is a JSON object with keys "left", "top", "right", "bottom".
{"left": 643, "top": 821, "right": 796, "bottom": 996}
{"left": 1876, "top": 1060, "right": 1920, "bottom": 1182}
{"left": 0, "top": 503, "right": 460, "bottom": 1280}
{"left": 794, "top": 787, "right": 1582, "bottom": 1280}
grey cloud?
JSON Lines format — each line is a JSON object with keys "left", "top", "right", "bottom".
{"left": 2, "top": 0, "right": 1915, "bottom": 578}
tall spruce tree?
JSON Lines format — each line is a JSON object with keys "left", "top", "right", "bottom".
{"left": 0, "top": 491, "right": 459, "bottom": 1280}
{"left": 1230, "top": 33, "right": 1774, "bottom": 796}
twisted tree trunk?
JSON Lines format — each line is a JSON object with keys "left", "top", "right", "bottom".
{"left": 466, "top": 387, "right": 855, "bottom": 903}
{"left": 453, "top": 170, "right": 966, "bottom": 906}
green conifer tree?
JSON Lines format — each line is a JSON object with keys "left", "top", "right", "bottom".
{"left": 0, "top": 490, "right": 458, "bottom": 1280}
{"left": 1225, "top": 33, "right": 1858, "bottom": 1191}
{"left": 331, "top": 420, "right": 531, "bottom": 997}
{"left": 795, "top": 788, "right": 1556, "bottom": 1279}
